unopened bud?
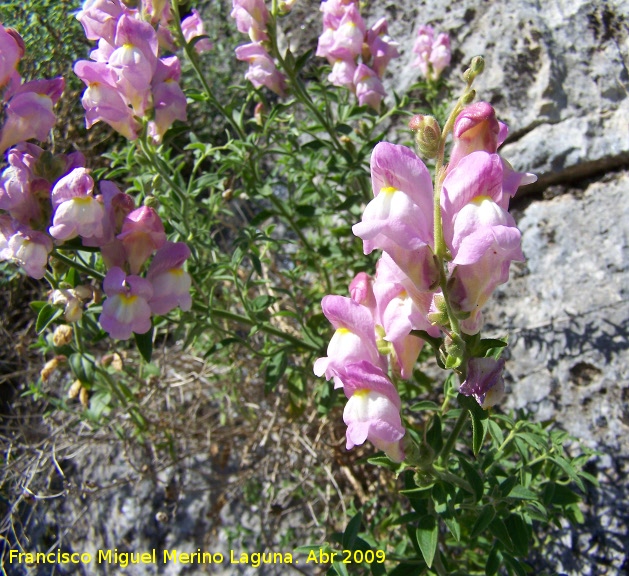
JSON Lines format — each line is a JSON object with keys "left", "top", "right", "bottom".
{"left": 443, "top": 335, "right": 466, "bottom": 369}
{"left": 278, "top": 0, "right": 296, "bottom": 14}
{"left": 41, "top": 358, "right": 60, "bottom": 383}
{"left": 427, "top": 293, "right": 449, "bottom": 327}
{"left": 409, "top": 115, "right": 441, "bottom": 159}
{"left": 254, "top": 102, "right": 265, "bottom": 125}
{"left": 68, "top": 379, "right": 82, "bottom": 399}
{"left": 143, "top": 196, "right": 158, "bottom": 208}
{"left": 463, "top": 56, "right": 484, "bottom": 85}
{"left": 79, "top": 386, "right": 90, "bottom": 407}
{"left": 52, "top": 325, "right": 73, "bottom": 347}
{"left": 461, "top": 89, "right": 476, "bottom": 105}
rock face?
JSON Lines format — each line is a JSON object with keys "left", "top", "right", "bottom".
{"left": 383, "top": 0, "right": 629, "bottom": 190}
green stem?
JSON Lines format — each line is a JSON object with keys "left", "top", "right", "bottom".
{"left": 209, "top": 307, "right": 320, "bottom": 352}
{"left": 438, "top": 409, "right": 468, "bottom": 465}
{"left": 51, "top": 250, "right": 104, "bottom": 282}
{"left": 170, "top": 0, "right": 245, "bottom": 140}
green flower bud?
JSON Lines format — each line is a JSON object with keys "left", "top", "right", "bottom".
{"left": 409, "top": 114, "right": 442, "bottom": 159}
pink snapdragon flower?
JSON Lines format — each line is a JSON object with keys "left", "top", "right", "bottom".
{"left": 0, "top": 145, "right": 42, "bottom": 225}
{"left": 76, "top": 0, "right": 127, "bottom": 45}
{"left": 235, "top": 43, "right": 287, "bottom": 96}
{"left": 147, "top": 241, "right": 192, "bottom": 315}
{"left": 365, "top": 18, "right": 399, "bottom": 79}
{"left": 0, "top": 216, "right": 52, "bottom": 280}
{"left": 316, "top": 2, "right": 365, "bottom": 63}
{"left": 0, "top": 78, "right": 65, "bottom": 152}
{"left": 100, "top": 266, "right": 153, "bottom": 339}
{"left": 117, "top": 206, "right": 166, "bottom": 274}
{"left": 49, "top": 167, "right": 105, "bottom": 244}
{"left": 354, "top": 64, "right": 385, "bottom": 110}
{"left": 148, "top": 56, "right": 187, "bottom": 143}
{"left": 353, "top": 142, "right": 434, "bottom": 258}
{"left": 342, "top": 361, "right": 405, "bottom": 462}
{"left": 459, "top": 357, "right": 506, "bottom": 408}
{"left": 412, "top": 25, "right": 451, "bottom": 81}
{"left": 0, "top": 24, "right": 23, "bottom": 89}
{"left": 313, "top": 295, "right": 386, "bottom": 388}
{"left": 231, "top": 0, "right": 269, "bottom": 42}
{"left": 181, "top": 9, "right": 213, "bottom": 54}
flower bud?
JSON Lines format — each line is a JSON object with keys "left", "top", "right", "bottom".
{"left": 443, "top": 334, "right": 466, "bottom": 369}
{"left": 427, "top": 293, "right": 449, "bottom": 327}
{"left": 409, "top": 115, "right": 441, "bottom": 159}
{"left": 52, "top": 324, "right": 73, "bottom": 347}
{"left": 68, "top": 379, "right": 82, "bottom": 399}
{"left": 461, "top": 89, "right": 476, "bottom": 105}
{"left": 41, "top": 358, "right": 60, "bottom": 382}
{"left": 143, "top": 196, "right": 158, "bottom": 208}
{"left": 79, "top": 386, "right": 90, "bottom": 407}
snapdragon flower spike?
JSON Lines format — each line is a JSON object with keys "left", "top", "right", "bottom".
{"left": 342, "top": 361, "right": 405, "bottom": 462}
{"left": 412, "top": 25, "right": 451, "bottom": 81}
{"left": 149, "top": 56, "right": 187, "bottom": 143}
{"left": 49, "top": 168, "right": 106, "bottom": 244}
{"left": 353, "top": 142, "right": 434, "bottom": 257}
{"left": 181, "top": 9, "right": 213, "bottom": 54}
{"left": 459, "top": 357, "right": 506, "bottom": 408}
{"left": 100, "top": 266, "right": 153, "bottom": 340}
{"left": 313, "top": 295, "right": 386, "bottom": 388}
{"left": 146, "top": 241, "right": 192, "bottom": 315}
{"left": 117, "top": 206, "right": 166, "bottom": 274}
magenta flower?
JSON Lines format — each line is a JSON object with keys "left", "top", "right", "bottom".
{"left": 100, "top": 266, "right": 153, "bottom": 340}
{"left": 181, "top": 9, "right": 213, "bottom": 54}
{"left": 235, "top": 43, "right": 286, "bottom": 96}
{"left": 147, "top": 241, "right": 192, "bottom": 315}
{"left": 352, "top": 142, "right": 434, "bottom": 257}
{"left": 148, "top": 57, "right": 187, "bottom": 143}
{"left": 342, "top": 361, "right": 405, "bottom": 462}
{"left": 0, "top": 145, "right": 42, "bottom": 225}
{"left": 49, "top": 168, "right": 106, "bottom": 243}
{"left": 316, "top": 3, "right": 365, "bottom": 63}
{"left": 117, "top": 206, "right": 166, "bottom": 274}
{"left": 365, "top": 17, "right": 399, "bottom": 79}
{"left": 459, "top": 357, "right": 506, "bottom": 408}
{"left": 328, "top": 59, "right": 357, "bottom": 90}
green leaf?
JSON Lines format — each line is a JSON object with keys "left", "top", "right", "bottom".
{"left": 68, "top": 353, "right": 95, "bottom": 385}
{"left": 265, "top": 350, "right": 288, "bottom": 392}
{"left": 443, "top": 513, "right": 461, "bottom": 542}
{"left": 342, "top": 512, "right": 362, "bottom": 550}
{"left": 426, "top": 415, "right": 443, "bottom": 453}
{"left": 410, "top": 401, "right": 440, "bottom": 412}
{"left": 330, "top": 561, "right": 350, "bottom": 576}
{"left": 459, "top": 458, "right": 484, "bottom": 502}
{"left": 471, "top": 506, "right": 495, "bottom": 539}
{"left": 36, "top": 304, "right": 63, "bottom": 334}
{"left": 388, "top": 564, "right": 423, "bottom": 576}
{"left": 459, "top": 394, "right": 489, "bottom": 455}
{"left": 485, "top": 545, "right": 501, "bottom": 576}
{"left": 550, "top": 456, "right": 586, "bottom": 492}
{"left": 487, "top": 419, "right": 504, "bottom": 446}
{"left": 489, "top": 518, "right": 514, "bottom": 551}
{"left": 508, "top": 485, "right": 537, "bottom": 500}
{"left": 505, "top": 514, "right": 529, "bottom": 557}
{"left": 134, "top": 324, "right": 154, "bottom": 363}
{"left": 416, "top": 515, "right": 438, "bottom": 568}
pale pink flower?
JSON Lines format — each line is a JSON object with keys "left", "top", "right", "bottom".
{"left": 147, "top": 241, "right": 192, "bottom": 315}
{"left": 235, "top": 42, "right": 286, "bottom": 96}
{"left": 117, "top": 206, "right": 166, "bottom": 274}
{"left": 353, "top": 64, "right": 385, "bottom": 109}
{"left": 181, "top": 9, "right": 213, "bottom": 54}
{"left": 100, "top": 266, "right": 153, "bottom": 339}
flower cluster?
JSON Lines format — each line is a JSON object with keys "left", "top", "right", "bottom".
{"left": 315, "top": 102, "right": 535, "bottom": 461}
{"left": 0, "top": 141, "right": 192, "bottom": 338}
{"left": 316, "top": 0, "right": 399, "bottom": 109}
{"left": 0, "top": 24, "right": 64, "bottom": 153}
{"left": 412, "top": 25, "right": 451, "bottom": 81}
{"left": 231, "top": 0, "right": 287, "bottom": 96}
{"left": 73, "top": 0, "right": 211, "bottom": 142}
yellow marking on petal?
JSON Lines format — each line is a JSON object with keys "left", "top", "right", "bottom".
{"left": 120, "top": 294, "right": 138, "bottom": 305}
{"left": 353, "top": 389, "right": 370, "bottom": 398}
{"left": 471, "top": 195, "right": 493, "bottom": 205}
{"left": 380, "top": 186, "right": 397, "bottom": 195}
{"left": 169, "top": 268, "right": 184, "bottom": 276}
{"left": 335, "top": 327, "right": 351, "bottom": 335}
{"left": 72, "top": 196, "right": 93, "bottom": 205}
